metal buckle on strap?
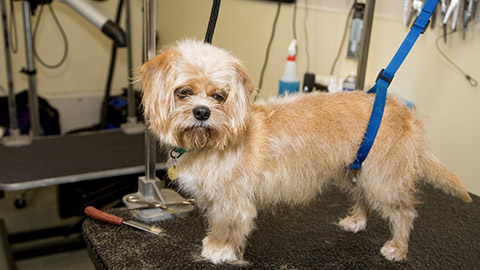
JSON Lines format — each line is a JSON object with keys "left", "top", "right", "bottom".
{"left": 375, "top": 69, "right": 394, "bottom": 86}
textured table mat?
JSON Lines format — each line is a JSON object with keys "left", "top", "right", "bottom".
{"left": 83, "top": 184, "right": 480, "bottom": 269}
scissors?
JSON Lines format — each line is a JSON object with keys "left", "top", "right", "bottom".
{"left": 405, "top": 0, "right": 424, "bottom": 27}
{"left": 125, "top": 195, "right": 195, "bottom": 214}
{"left": 404, "top": 0, "right": 411, "bottom": 26}
{"left": 463, "top": 0, "right": 477, "bottom": 39}
{"left": 443, "top": 0, "right": 460, "bottom": 42}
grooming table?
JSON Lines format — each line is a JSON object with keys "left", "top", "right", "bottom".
{"left": 0, "top": 130, "right": 167, "bottom": 191}
{"left": 83, "top": 184, "right": 479, "bottom": 269}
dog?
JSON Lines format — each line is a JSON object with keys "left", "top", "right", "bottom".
{"left": 140, "top": 39, "right": 472, "bottom": 264}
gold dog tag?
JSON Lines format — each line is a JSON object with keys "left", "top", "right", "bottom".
{"left": 168, "top": 148, "right": 185, "bottom": 181}
{"left": 168, "top": 165, "right": 179, "bottom": 181}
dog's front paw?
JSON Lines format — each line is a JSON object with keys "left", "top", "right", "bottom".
{"left": 201, "top": 237, "right": 239, "bottom": 264}
{"left": 380, "top": 240, "right": 407, "bottom": 261}
{"left": 339, "top": 215, "right": 367, "bottom": 233}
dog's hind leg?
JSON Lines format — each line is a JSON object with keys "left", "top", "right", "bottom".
{"left": 378, "top": 199, "right": 417, "bottom": 261}
{"left": 357, "top": 156, "right": 419, "bottom": 261}
{"left": 364, "top": 170, "right": 418, "bottom": 261}
{"left": 339, "top": 194, "right": 371, "bottom": 233}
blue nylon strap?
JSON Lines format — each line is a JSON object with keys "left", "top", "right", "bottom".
{"left": 349, "top": 0, "right": 439, "bottom": 170}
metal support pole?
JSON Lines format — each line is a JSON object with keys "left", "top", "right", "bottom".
{"left": 1, "top": 0, "right": 17, "bottom": 131}
{"left": 126, "top": 0, "right": 135, "bottom": 120}
{"left": 144, "top": 0, "right": 157, "bottom": 181}
{"left": 145, "top": 134, "right": 157, "bottom": 180}
{"left": 355, "top": 0, "right": 376, "bottom": 91}
{"left": 2, "top": 0, "right": 30, "bottom": 146}
{"left": 21, "top": 0, "right": 41, "bottom": 136}
{"left": 120, "top": 0, "right": 144, "bottom": 134}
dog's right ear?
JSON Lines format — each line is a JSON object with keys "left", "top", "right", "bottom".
{"left": 140, "top": 50, "right": 178, "bottom": 133}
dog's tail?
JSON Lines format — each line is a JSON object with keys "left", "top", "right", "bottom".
{"left": 421, "top": 150, "right": 472, "bottom": 202}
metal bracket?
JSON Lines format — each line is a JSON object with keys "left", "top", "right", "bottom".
{"left": 2, "top": 129, "right": 31, "bottom": 147}
{"left": 120, "top": 117, "right": 145, "bottom": 135}
{"left": 123, "top": 176, "right": 195, "bottom": 222}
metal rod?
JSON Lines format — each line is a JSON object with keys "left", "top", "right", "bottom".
{"left": 1, "top": 0, "right": 19, "bottom": 131}
{"left": 144, "top": 0, "right": 156, "bottom": 61}
{"left": 143, "top": 0, "right": 156, "bottom": 180}
{"left": 21, "top": 0, "right": 41, "bottom": 136}
{"left": 125, "top": 0, "right": 135, "bottom": 119}
{"left": 355, "top": 0, "right": 376, "bottom": 91}
{"left": 145, "top": 132, "right": 157, "bottom": 180}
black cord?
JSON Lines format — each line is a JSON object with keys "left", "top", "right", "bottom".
{"left": 255, "top": 0, "right": 282, "bottom": 101}
{"left": 435, "top": 30, "right": 478, "bottom": 87}
{"left": 32, "top": 3, "right": 68, "bottom": 69}
{"left": 204, "top": 0, "right": 221, "bottom": 44}
{"left": 292, "top": 1, "right": 297, "bottom": 40}
{"left": 100, "top": 0, "right": 125, "bottom": 129}
{"left": 303, "top": 0, "right": 310, "bottom": 72}
{"left": 9, "top": 0, "right": 18, "bottom": 53}
{"left": 329, "top": 1, "right": 356, "bottom": 75}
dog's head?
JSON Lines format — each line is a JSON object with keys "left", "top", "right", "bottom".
{"left": 140, "top": 39, "right": 256, "bottom": 150}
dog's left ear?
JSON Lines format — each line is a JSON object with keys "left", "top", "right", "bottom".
{"left": 222, "top": 62, "right": 256, "bottom": 137}
{"left": 233, "top": 62, "right": 256, "bottom": 99}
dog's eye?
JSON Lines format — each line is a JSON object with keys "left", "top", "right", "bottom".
{"left": 175, "top": 87, "right": 194, "bottom": 99}
{"left": 212, "top": 92, "right": 226, "bottom": 102}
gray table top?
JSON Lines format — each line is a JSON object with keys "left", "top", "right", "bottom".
{"left": 0, "top": 130, "right": 167, "bottom": 191}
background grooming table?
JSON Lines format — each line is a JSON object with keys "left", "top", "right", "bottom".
{"left": 0, "top": 130, "right": 169, "bottom": 262}
{"left": 0, "top": 130, "right": 167, "bottom": 191}
{"left": 83, "top": 184, "right": 479, "bottom": 269}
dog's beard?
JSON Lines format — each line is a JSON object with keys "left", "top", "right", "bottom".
{"left": 178, "top": 125, "right": 211, "bottom": 149}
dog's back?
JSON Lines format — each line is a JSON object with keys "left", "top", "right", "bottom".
{"left": 250, "top": 91, "right": 471, "bottom": 204}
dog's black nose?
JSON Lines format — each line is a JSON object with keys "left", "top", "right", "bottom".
{"left": 193, "top": 106, "right": 211, "bottom": 121}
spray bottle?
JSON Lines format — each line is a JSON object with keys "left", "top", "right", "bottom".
{"left": 343, "top": 71, "right": 356, "bottom": 91}
{"left": 279, "top": 39, "right": 300, "bottom": 96}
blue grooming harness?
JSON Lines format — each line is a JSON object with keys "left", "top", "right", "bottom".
{"left": 349, "top": 0, "right": 439, "bottom": 171}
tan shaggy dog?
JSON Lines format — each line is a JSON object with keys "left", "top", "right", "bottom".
{"left": 140, "top": 39, "right": 472, "bottom": 264}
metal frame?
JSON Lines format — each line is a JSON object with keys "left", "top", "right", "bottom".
{"left": 144, "top": 0, "right": 157, "bottom": 181}
{"left": 0, "top": 163, "right": 167, "bottom": 191}
{"left": 1, "top": 0, "right": 31, "bottom": 147}
{"left": 21, "top": 0, "right": 41, "bottom": 137}
{"left": 0, "top": 220, "right": 16, "bottom": 270}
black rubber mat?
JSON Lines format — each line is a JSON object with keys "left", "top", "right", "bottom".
{"left": 83, "top": 184, "right": 479, "bottom": 269}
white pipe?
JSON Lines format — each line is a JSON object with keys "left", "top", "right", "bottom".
{"left": 57, "top": 0, "right": 107, "bottom": 29}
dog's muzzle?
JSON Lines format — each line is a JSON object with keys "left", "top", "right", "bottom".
{"left": 193, "top": 106, "right": 211, "bottom": 121}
